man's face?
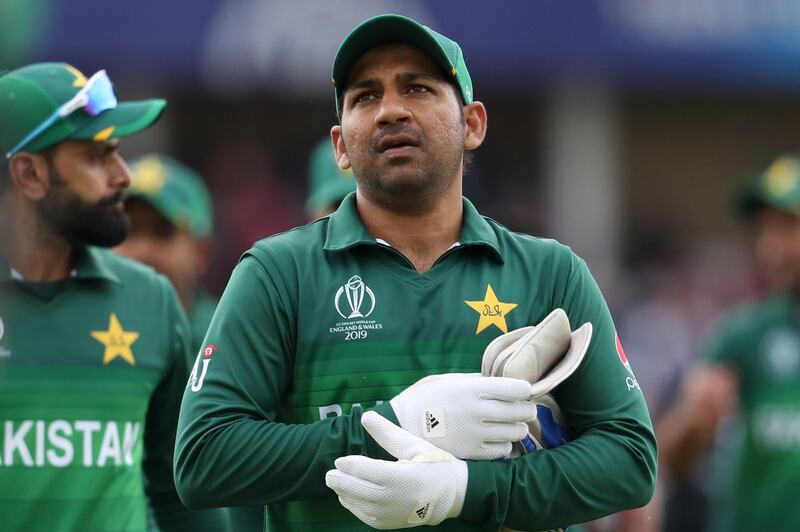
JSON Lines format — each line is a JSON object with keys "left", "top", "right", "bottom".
{"left": 38, "top": 140, "right": 132, "bottom": 247}
{"left": 114, "top": 199, "right": 204, "bottom": 305}
{"left": 754, "top": 205, "right": 800, "bottom": 290}
{"left": 334, "top": 43, "right": 467, "bottom": 211}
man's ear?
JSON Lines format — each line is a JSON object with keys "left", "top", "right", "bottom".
{"left": 463, "top": 101, "right": 488, "bottom": 151}
{"left": 8, "top": 151, "right": 52, "bottom": 201}
{"left": 330, "top": 125, "right": 351, "bottom": 170}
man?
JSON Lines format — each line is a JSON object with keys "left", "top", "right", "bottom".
{"left": 0, "top": 63, "right": 223, "bottom": 531}
{"left": 114, "top": 153, "right": 264, "bottom": 530}
{"left": 175, "top": 15, "right": 656, "bottom": 531}
{"left": 305, "top": 136, "right": 357, "bottom": 220}
{"left": 660, "top": 155, "right": 800, "bottom": 532}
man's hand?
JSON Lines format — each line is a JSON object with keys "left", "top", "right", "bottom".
{"left": 326, "top": 411, "right": 468, "bottom": 529}
{"left": 388, "top": 373, "right": 536, "bottom": 460}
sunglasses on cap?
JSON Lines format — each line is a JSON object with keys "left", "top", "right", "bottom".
{"left": 5, "top": 69, "right": 118, "bottom": 159}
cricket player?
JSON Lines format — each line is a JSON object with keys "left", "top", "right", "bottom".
{"left": 114, "top": 153, "right": 264, "bottom": 530}
{"left": 660, "top": 155, "right": 800, "bottom": 532}
{"left": 306, "top": 136, "right": 357, "bottom": 221}
{"left": 0, "top": 63, "right": 223, "bottom": 531}
{"left": 175, "top": 15, "right": 656, "bottom": 531}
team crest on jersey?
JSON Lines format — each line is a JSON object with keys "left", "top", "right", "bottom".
{"left": 0, "top": 317, "right": 9, "bottom": 358}
{"left": 188, "top": 344, "right": 218, "bottom": 392}
{"left": 329, "top": 275, "right": 383, "bottom": 341}
{"left": 464, "top": 283, "right": 518, "bottom": 334}
{"left": 761, "top": 328, "right": 800, "bottom": 379}
{"left": 616, "top": 332, "right": 640, "bottom": 391}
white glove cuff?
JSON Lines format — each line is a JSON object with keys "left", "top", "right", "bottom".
{"left": 447, "top": 459, "right": 469, "bottom": 519}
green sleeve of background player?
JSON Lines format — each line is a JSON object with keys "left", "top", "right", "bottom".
{"left": 144, "top": 276, "right": 227, "bottom": 531}
{"left": 174, "top": 255, "right": 388, "bottom": 508}
{"left": 458, "top": 256, "right": 658, "bottom": 531}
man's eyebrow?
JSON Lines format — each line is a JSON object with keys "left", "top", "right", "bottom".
{"left": 396, "top": 72, "right": 437, "bottom": 83}
{"left": 347, "top": 78, "right": 378, "bottom": 92}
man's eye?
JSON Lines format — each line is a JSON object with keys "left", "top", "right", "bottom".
{"left": 354, "top": 91, "right": 378, "bottom": 103}
{"left": 408, "top": 85, "right": 431, "bottom": 94}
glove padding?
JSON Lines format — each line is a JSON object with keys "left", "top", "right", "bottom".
{"left": 326, "top": 411, "right": 468, "bottom": 529}
{"left": 481, "top": 308, "right": 592, "bottom": 454}
{"left": 389, "top": 373, "right": 536, "bottom": 460}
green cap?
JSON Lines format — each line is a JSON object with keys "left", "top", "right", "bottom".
{"left": 331, "top": 14, "right": 473, "bottom": 116}
{"left": 737, "top": 155, "right": 800, "bottom": 217}
{"left": 127, "top": 154, "right": 214, "bottom": 238}
{"left": 305, "top": 138, "right": 356, "bottom": 215}
{"left": 0, "top": 62, "right": 166, "bottom": 156}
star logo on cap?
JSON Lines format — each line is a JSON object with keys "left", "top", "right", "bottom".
{"left": 465, "top": 284, "right": 518, "bottom": 334}
{"left": 129, "top": 156, "right": 167, "bottom": 195}
{"left": 91, "top": 313, "right": 139, "bottom": 366}
{"left": 764, "top": 157, "right": 800, "bottom": 198}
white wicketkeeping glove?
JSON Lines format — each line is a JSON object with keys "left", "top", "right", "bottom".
{"left": 389, "top": 373, "right": 536, "bottom": 460}
{"left": 481, "top": 308, "right": 592, "bottom": 455}
{"left": 326, "top": 411, "right": 468, "bottom": 529}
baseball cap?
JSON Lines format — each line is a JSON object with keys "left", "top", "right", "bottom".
{"left": 127, "top": 154, "right": 214, "bottom": 238}
{"left": 0, "top": 62, "right": 166, "bottom": 156}
{"left": 737, "top": 155, "right": 800, "bottom": 217}
{"left": 305, "top": 138, "right": 356, "bottom": 216}
{"left": 331, "top": 14, "right": 473, "bottom": 116}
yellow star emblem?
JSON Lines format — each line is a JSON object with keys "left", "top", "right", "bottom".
{"left": 129, "top": 156, "right": 167, "bottom": 195}
{"left": 91, "top": 313, "right": 139, "bottom": 366}
{"left": 464, "top": 284, "right": 518, "bottom": 334}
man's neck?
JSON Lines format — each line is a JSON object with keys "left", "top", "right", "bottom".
{"left": 0, "top": 195, "right": 74, "bottom": 282}
{"left": 355, "top": 186, "right": 463, "bottom": 273}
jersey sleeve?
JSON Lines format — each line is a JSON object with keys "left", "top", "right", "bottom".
{"left": 459, "top": 252, "right": 658, "bottom": 531}
{"left": 174, "top": 251, "right": 387, "bottom": 509}
{"left": 143, "top": 276, "right": 227, "bottom": 531}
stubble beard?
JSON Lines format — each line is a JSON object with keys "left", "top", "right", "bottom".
{"left": 345, "top": 126, "right": 465, "bottom": 215}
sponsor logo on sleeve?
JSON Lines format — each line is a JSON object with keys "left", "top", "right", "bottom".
{"left": 188, "top": 344, "right": 218, "bottom": 392}
{"left": 616, "top": 332, "right": 640, "bottom": 391}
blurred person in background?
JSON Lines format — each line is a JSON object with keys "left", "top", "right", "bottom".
{"left": 114, "top": 153, "right": 263, "bottom": 531}
{"left": 305, "top": 136, "right": 356, "bottom": 221}
{"left": 0, "top": 63, "right": 223, "bottom": 531}
{"left": 660, "top": 154, "right": 800, "bottom": 532}
{"left": 115, "top": 154, "right": 217, "bottom": 351}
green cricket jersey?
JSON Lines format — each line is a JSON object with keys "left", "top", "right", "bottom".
{"left": 175, "top": 194, "right": 657, "bottom": 531}
{"left": 702, "top": 292, "right": 800, "bottom": 532}
{"left": 0, "top": 246, "right": 218, "bottom": 532}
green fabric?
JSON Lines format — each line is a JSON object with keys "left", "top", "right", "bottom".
{"left": 0, "top": 63, "right": 165, "bottom": 156}
{"left": 737, "top": 155, "right": 800, "bottom": 216}
{"left": 174, "top": 194, "right": 657, "bottom": 531}
{"left": 127, "top": 154, "right": 214, "bottom": 238}
{"left": 0, "top": 247, "right": 224, "bottom": 531}
{"left": 305, "top": 138, "right": 356, "bottom": 216}
{"left": 701, "top": 292, "right": 800, "bottom": 532}
{"left": 332, "top": 14, "right": 474, "bottom": 116}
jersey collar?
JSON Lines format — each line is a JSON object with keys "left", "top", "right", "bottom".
{"left": 0, "top": 245, "right": 120, "bottom": 283}
{"left": 323, "top": 192, "right": 503, "bottom": 263}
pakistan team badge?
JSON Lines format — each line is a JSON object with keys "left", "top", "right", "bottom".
{"left": 464, "top": 283, "right": 518, "bottom": 334}
{"left": 330, "top": 275, "right": 383, "bottom": 341}
{"left": 91, "top": 313, "right": 139, "bottom": 366}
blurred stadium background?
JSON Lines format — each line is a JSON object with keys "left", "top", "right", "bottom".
{"left": 7, "top": 0, "right": 800, "bottom": 530}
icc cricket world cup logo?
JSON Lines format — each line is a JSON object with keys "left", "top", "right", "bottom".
{"left": 335, "top": 275, "right": 376, "bottom": 319}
